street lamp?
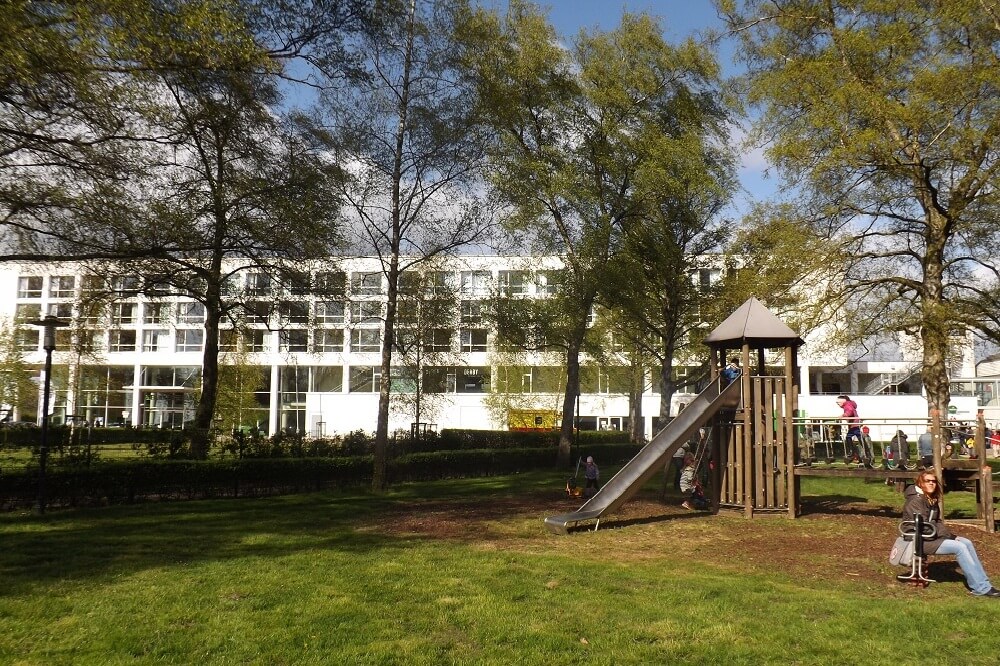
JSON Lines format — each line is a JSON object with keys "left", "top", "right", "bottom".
{"left": 29, "top": 315, "right": 69, "bottom": 514}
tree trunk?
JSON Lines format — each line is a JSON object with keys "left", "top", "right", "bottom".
{"left": 628, "top": 348, "right": 644, "bottom": 443}
{"left": 920, "top": 213, "right": 951, "bottom": 418}
{"left": 192, "top": 296, "right": 221, "bottom": 458}
{"left": 372, "top": 0, "right": 415, "bottom": 493}
{"left": 559, "top": 335, "right": 582, "bottom": 466}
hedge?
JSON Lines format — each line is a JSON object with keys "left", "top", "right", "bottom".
{"left": 0, "top": 442, "right": 643, "bottom": 510}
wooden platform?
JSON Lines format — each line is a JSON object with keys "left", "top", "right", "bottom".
{"left": 792, "top": 465, "right": 920, "bottom": 480}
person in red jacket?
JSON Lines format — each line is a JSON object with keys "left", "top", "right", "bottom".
{"left": 836, "top": 395, "right": 870, "bottom": 467}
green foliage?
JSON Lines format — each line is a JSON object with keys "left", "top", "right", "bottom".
{"left": 724, "top": 0, "right": 1000, "bottom": 414}
{"left": 0, "top": 318, "right": 32, "bottom": 420}
{"left": 0, "top": 442, "right": 642, "bottom": 508}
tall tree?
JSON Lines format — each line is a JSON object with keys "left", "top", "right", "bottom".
{"left": 315, "top": 0, "right": 490, "bottom": 490}
{"left": 0, "top": 0, "right": 260, "bottom": 262}
{"left": 113, "top": 62, "right": 342, "bottom": 456}
{"left": 463, "top": 3, "right": 730, "bottom": 462}
{"left": 389, "top": 265, "right": 462, "bottom": 433}
{"left": 722, "top": 0, "right": 1000, "bottom": 416}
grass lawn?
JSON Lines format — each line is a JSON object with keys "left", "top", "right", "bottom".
{"left": 2, "top": 470, "right": 999, "bottom": 665}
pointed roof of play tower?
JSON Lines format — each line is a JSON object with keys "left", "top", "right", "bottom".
{"left": 704, "top": 297, "right": 804, "bottom": 348}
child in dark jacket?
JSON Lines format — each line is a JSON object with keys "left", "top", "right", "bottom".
{"left": 583, "top": 456, "right": 600, "bottom": 496}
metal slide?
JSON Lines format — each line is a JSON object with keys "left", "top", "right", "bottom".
{"left": 544, "top": 378, "right": 742, "bottom": 534}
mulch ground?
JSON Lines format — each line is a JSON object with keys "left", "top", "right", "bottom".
{"left": 368, "top": 489, "right": 998, "bottom": 590}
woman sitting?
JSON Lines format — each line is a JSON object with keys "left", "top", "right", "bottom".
{"left": 903, "top": 471, "right": 1000, "bottom": 597}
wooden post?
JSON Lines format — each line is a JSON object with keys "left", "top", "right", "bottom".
{"left": 742, "top": 344, "right": 753, "bottom": 518}
{"left": 786, "top": 346, "right": 799, "bottom": 518}
{"left": 976, "top": 411, "right": 995, "bottom": 531}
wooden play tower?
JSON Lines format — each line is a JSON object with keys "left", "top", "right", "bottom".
{"left": 704, "top": 298, "right": 993, "bottom": 530}
{"left": 704, "top": 298, "right": 804, "bottom": 518}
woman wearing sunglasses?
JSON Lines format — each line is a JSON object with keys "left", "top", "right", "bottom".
{"left": 903, "top": 471, "right": 1000, "bottom": 597}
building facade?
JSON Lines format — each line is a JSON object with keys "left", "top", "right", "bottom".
{"left": 0, "top": 257, "right": 990, "bottom": 439}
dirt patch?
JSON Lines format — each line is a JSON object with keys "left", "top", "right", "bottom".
{"left": 361, "top": 490, "right": 999, "bottom": 590}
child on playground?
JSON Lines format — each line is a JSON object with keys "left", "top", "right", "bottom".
{"left": 680, "top": 453, "right": 707, "bottom": 510}
{"left": 583, "top": 456, "right": 600, "bottom": 495}
{"left": 721, "top": 357, "right": 741, "bottom": 384}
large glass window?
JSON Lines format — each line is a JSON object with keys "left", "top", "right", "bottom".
{"left": 246, "top": 272, "right": 271, "bottom": 295}
{"left": 49, "top": 275, "right": 76, "bottom": 298}
{"left": 349, "top": 366, "right": 381, "bottom": 392}
{"left": 77, "top": 301, "right": 104, "bottom": 326}
{"left": 16, "top": 328, "right": 38, "bottom": 351}
{"left": 313, "top": 366, "right": 343, "bottom": 392}
{"left": 536, "top": 270, "right": 563, "bottom": 295}
{"left": 176, "top": 329, "right": 204, "bottom": 352}
{"left": 351, "top": 271, "right": 383, "bottom": 296}
{"left": 109, "top": 330, "right": 136, "bottom": 352}
{"left": 279, "top": 301, "right": 309, "bottom": 324}
{"left": 390, "top": 366, "right": 417, "bottom": 393}
{"left": 112, "top": 302, "right": 136, "bottom": 326}
{"left": 350, "top": 301, "right": 382, "bottom": 324}
{"left": 313, "top": 329, "right": 344, "bottom": 352}
{"left": 423, "top": 328, "right": 452, "bottom": 352}
{"left": 15, "top": 303, "right": 41, "bottom": 322}
{"left": 428, "top": 271, "right": 454, "bottom": 295}
{"left": 143, "top": 302, "right": 169, "bottom": 325}
{"left": 47, "top": 302, "right": 73, "bottom": 319}
{"left": 142, "top": 329, "right": 169, "bottom": 352}
{"left": 17, "top": 276, "right": 42, "bottom": 298}
{"left": 279, "top": 329, "right": 308, "bottom": 352}
{"left": 80, "top": 275, "right": 106, "bottom": 295}
{"left": 141, "top": 366, "right": 200, "bottom": 387}
{"left": 76, "top": 366, "right": 134, "bottom": 427}
{"left": 497, "top": 270, "right": 527, "bottom": 296}
{"left": 350, "top": 329, "right": 381, "bottom": 352}
{"left": 177, "top": 301, "right": 205, "bottom": 324}
{"left": 460, "top": 300, "right": 483, "bottom": 323}
{"left": 460, "top": 270, "right": 490, "bottom": 296}
{"left": 457, "top": 366, "right": 490, "bottom": 393}
{"left": 316, "top": 300, "right": 345, "bottom": 324}
{"left": 243, "top": 330, "right": 268, "bottom": 352}
{"left": 314, "top": 271, "right": 346, "bottom": 295}
{"left": 460, "top": 328, "right": 487, "bottom": 352}
{"left": 218, "top": 329, "right": 237, "bottom": 352}
{"left": 113, "top": 275, "right": 139, "bottom": 295}
{"left": 244, "top": 301, "right": 271, "bottom": 324}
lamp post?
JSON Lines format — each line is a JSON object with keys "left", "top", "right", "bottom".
{"left": 29, "top": 315, "right": 69, "bottom": 514}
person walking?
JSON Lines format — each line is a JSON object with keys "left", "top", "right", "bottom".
{"left": 836, "top": 395, "right": 868, "bottom": 467}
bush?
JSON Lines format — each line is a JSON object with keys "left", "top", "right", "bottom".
{"left": 0, "top": 443, "right": 643, "bottom": 510}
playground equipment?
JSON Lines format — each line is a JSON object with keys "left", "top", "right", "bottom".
{"left": 895, "top": 514, "right": 936, "bottom": 588}
{"left": 545, "top": 297, "right": 995, "bottom": 533}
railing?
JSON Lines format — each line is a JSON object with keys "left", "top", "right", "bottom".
{"left": 862, "top": 362, "right": 922, "bottom": 395}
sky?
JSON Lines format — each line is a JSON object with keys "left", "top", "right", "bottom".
{"left": 483, "top": 0, "right": 779, "bottom": 217}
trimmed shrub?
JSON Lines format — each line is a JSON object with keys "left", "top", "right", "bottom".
{"left": 0, "top": 443, "right": 643, "bottom": 510}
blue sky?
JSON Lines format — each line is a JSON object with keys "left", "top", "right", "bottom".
{"left": 483, "top": 0, "right": 778, "bottom": 216}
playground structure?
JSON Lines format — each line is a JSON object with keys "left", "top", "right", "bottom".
{"left": 545, "top": 297, "right": 995, "bottom": 534}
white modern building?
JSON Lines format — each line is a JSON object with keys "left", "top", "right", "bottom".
{"left": 0, "top": 257, "right": 992, "bottom": 439}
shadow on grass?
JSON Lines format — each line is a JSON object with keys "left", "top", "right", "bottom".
{"left": 564, "top": 509, "right": 708, "bottom": 533}
{"left": 799, "top": 494, "right": 899, "bottom": 518}
{"left": 0, "top": 477, "right": 551, "bottom": 596}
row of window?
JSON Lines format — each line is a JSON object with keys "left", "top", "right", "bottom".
{"left": 12, "top": 298, "right": 497, "bottom": 328}
{"left": 16, "top": 327, "right": 492, "bottom": 354}
{"left": 17, "top": 269, "right": 566, "bottom": 301}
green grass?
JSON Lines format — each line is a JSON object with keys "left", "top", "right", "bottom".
{"left": 2, "top": 471, "right": 999, "bottom": 665}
